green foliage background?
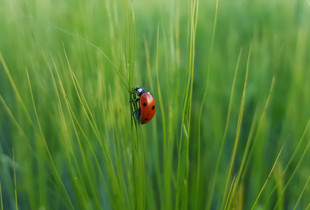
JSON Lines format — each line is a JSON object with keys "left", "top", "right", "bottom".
{"left": 0, "top": 0, "right": 310, "bottom": 209}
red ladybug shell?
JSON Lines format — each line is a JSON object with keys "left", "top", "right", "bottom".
{"left": 139, "top": 93, "right": 156, "bottom": 124}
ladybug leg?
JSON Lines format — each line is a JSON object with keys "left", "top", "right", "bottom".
{"left": 129, "top": 98, "right": 140, "bottom": 103}
{"left": 129, "top": 90, "right": 137, "bottom": 95}
{"left": 133, "top": 108, "right": 141, "bottom": 120}
{"left": 136, "top": 108, "right": 141, "bottom": 120}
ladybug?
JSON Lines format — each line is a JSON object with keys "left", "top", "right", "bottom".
{"left": 130, "top": 86, "right": 156, "bottom": 124}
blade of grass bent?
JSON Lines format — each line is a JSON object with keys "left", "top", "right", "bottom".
{"left": 2, "top": 47, "right": 73, "bottom": 210}
{"left": 50, "top": 57, "right": 119, "bottom": 208}
{"left": 0, "top": 95, "right": 51, "bottom": 168}
{"left": 54, "top": 98, "right": 91, "bottom": 207}
{"left": 22, "top": 15, "right": 129, "bottom": 91}
{"left": 26, "top": 69, "right": 74, "bottom": 209}
{"left": 64, "top": 52, "right": 121, "bottom": 179}
{"left": 63, "top": 47, "right": 102, "bottom": 145}
{"left": 52, "top": 63, "right": 102, "bottom": 209}
{"left": 0, "top": 52, "right": 34, "bottom": 127}
{"left": 49, "top": 64, "right": 96, "bottom": 208}
{"left": 0, "top": 96, "right": 28, "bottom": 139}
{"left": 62, "top": 52, "right": 120, "bottom": 189}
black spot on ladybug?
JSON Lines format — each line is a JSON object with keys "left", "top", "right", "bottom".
{"left": 145, "top": 118, "right": 148, "bottom": 121}
{"left": 152, "top": 105, "right": 155, "bottom": 110}
{"left": 143, "top": 103, "right": 147, "bottom": 107}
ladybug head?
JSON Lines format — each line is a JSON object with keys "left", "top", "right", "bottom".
{"left": 135, "top": 86, "right": 149, "bottom": 96}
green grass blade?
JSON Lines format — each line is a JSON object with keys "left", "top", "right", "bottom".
{"left": 205, "top": 48, "right": 242, "bottom": 209}
{"left": 225, "top": 107, "right": 259, "bottom": 208}
{"left": 0, "top": 182, "right": 3, "bottom": 210}
{"left": 23, "top": 15, "right": 129, "bottom": 90}
{"left": 240, "top": 65, "right": 277, "bottom": 189}
{"left": 264, "top": 118, "right": 310, "bottom": 207}
{"left": 273, "top": 136, "right": 310, "bottom": 209}
{"left": 63, "top": 48, "right": 102, "bottom": 144}
{"left": 155, "top": 26, "right": 170, "bottom": 210}
{"left": 26, "top": 69, "right": 74, "bottom": 209}
{"left": 50, "top": 56, "right": 120, "bottom": 207}
{"left": 0, "top": 96, "right": 27, "bottom": 139}
{"left": 0, "top": 0, "right": 309, "bottom": 209}
{"left": 251, "top": 142, "right": 285, "bottom": 209}
{"left": 0, "top": 53, "right": 34, "bottom": 126}
{"left": 221, "top": 44, "right": 252, "bottom": 210}
{"left": 293, "top": 174, "right": 310, "bottom": 210}
{"left": 176, "top": 0, "right": 199, "bottom": 208}
{"left": 144, "top": 36, "right": 162, "bottom": 200}
{"left": 13, "top": 150, "right": 18, "bottom": 210}
{"left": 197, "top": 1, "right": 219, "bottom": 207}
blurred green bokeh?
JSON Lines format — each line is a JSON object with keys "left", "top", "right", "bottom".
{"left": 0, "top": 0, "right": 310, "bottom": 209}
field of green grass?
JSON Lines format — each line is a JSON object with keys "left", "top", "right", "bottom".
{"left": 1, "top": 0, "right": 310, "bottom": 209}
